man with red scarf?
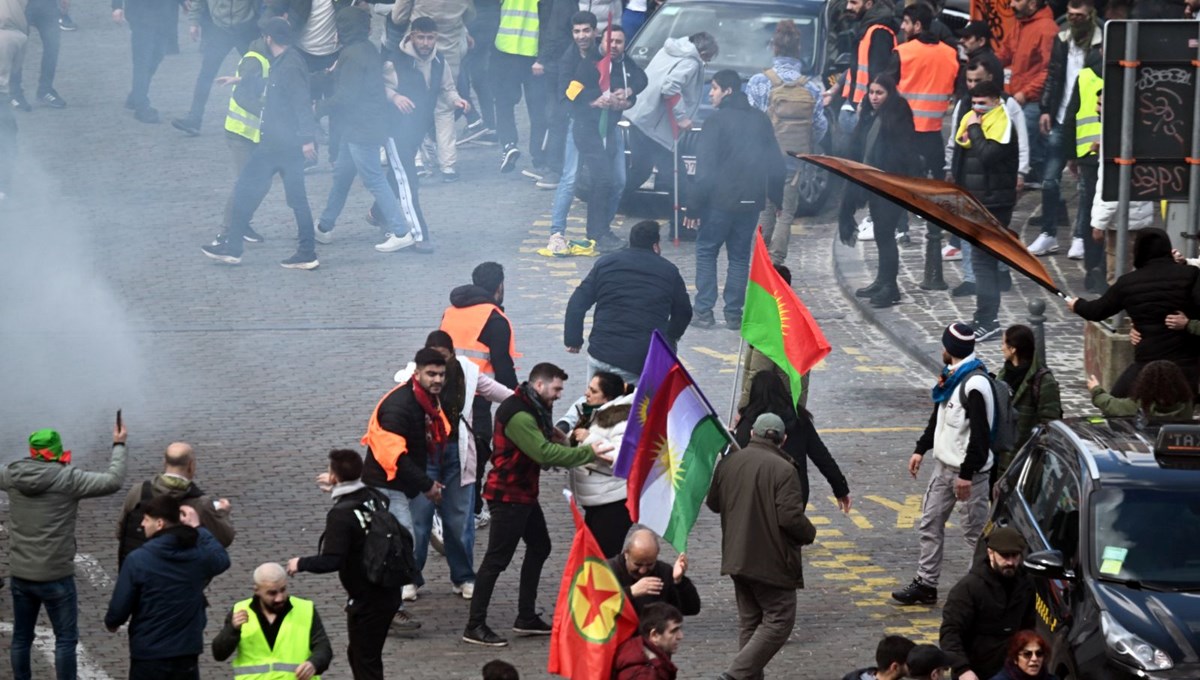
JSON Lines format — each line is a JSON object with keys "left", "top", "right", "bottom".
{"left": 361, "top": 346, "right": 450, "bottom": 628}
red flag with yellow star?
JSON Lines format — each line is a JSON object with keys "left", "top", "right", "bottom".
{"left": 548, "top": 494, "right": 639, "bottom": 679}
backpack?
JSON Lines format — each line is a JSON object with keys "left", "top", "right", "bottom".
{"left": 339, "top": 489, "right": 416, "bottom": 589}
{"left": 765, "top": 69, "right": 815, "bottom": 155}
{"left": 957, "top": 367, "right": 1020, "bottom": 454}
{"left": 117, "top": 481, "right": 155, "bottom": 569}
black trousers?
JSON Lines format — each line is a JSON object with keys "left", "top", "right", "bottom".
{"left": 11, "top": 0, "right": 59, "bottom": 96}
{"left": 227, "top": 145, "right": 316, "bottom": 255}
{"left": 583, "top": 500, "right": 632, "bottom": 559}
{"left": 129, "top": 655, "right": 199, "bottom": 680}
{"left": 185, "top": 20, "right": 256, "bottom": 123}
{"left": 869, "top": 197, "right": 903, "bottom": 288}
{"left": 466, "top": 7, "right": 500, "bottom": 129}
{"left": 575, "top": 127, "right": 615, "bottom": 239}
{"left": 491, "top": 50, "right": 547, "bottom": 165}
{"left": 467, "top": 501, "right": 552, "bottom": 628}
{"left": 972, "top": 206, "right": 1013, "bottom": 325}
{"left": 346, "top": 592, "right": 402, "bottom": 680}
{"left": 128, "top": 24, "right": 168, "bottom": 110}
{"left": 471, "top": 395, "right": 494, "bottom": 516}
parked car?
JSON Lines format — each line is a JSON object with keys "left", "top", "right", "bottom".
{"left": 619, "top": 0, "right": 832, "bottom": 220}
{"left": 983, "top": 417, "right": 1200, "bottom": 680}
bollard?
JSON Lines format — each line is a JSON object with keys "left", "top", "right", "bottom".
{"left": 1028, "top": 298, "right": 1047, "bottom": 367}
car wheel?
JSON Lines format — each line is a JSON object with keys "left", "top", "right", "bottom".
{"left": 793, "top": 161, "right": 831, "bottom": 216}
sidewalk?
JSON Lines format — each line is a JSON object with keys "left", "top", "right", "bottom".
{"left": 832, "top": 180, "right": 1100, "bottom": 416}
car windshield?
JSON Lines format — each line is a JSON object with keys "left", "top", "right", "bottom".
{"left": 1092, "top": 488, "right": 1200, "bottom": 589}
{"left": 628, "top": 3, "right": 820, "bottom": 77}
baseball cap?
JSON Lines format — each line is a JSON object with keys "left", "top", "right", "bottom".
{"left": 958, "top": 21, "right": 990, "bottom": 39}
{"left": 751, "top": 413, "right": 786, "bottom": 438}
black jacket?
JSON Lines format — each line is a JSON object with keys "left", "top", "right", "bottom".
{"left": 847, "top": 6, "right": 899, "bottom": 109}
{"left": 260, "top": 47, "right": 317, "bottom": 150}
{"left": 955, "top": 44, "right": 1005, "bottom": 98}
{"left": 687, "top": 94, "right": 785, "bottom": 215}
{"left": 540, "top": 0, "right": 578, "bottom": 71}
{"left": 839, "top": 96, "right": 915, "bottom": 242}
{"left": 949, "top": 105, "right": 1019, "bottom": 209}
{"left": 605, "top": 554, "right": 702, "bottom": 617}
{"left": 734, "top": 407, "right": 850, "bottom": 508}
{"left": 447, "top": 285, "right": 518, "bottom": 388}
{"left": 564, "top": 246, "right": 692, "bottom": 374}
{"left": 1039, "top": 23, "right": 1101, "bottom": 120}
{"left": 314, "top": 8, "right": 388, "bottom": 144}
{"left": 939, "top": 561, "right": 1036, "bottom": 678}
{"left": 297, "top": 485, "right": 399, "bottom": 600}
{"left": 570, "top": 52, "right": 649, "bottom": 146}
{"left": 362, "top": 382, "right": 438, "bottom": 497}
{"left": 387, "top": 42, "right": 447, "bottom": 152}
{"left": 1074, "top": 229, "right": 1200, "bottom": 364}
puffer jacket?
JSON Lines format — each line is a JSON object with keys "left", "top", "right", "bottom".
{"left": 940, "top": 560, "right": 1036, "bottom": 678}
{"left": 949, "top": 104, "right": 1020, "bottom": 209}
{"left": 0, "top": 444, "right": 127, "bottom": 581}
{"left": 568, "top": 394, "right": 633, "bottom": 507}
{"left": 625, "top": 36, "right": 706, "bottom": 150}
{"left": 1091, "top": 165, "right": 1155, "bottom": 230}
{"left": 1073, "top": 228, "right": 1200, "bottom": 364}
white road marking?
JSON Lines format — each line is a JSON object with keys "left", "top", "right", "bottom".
{"left": 0, "top": 622, "right": 115, "bottom": 680}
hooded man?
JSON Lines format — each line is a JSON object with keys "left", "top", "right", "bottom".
{"left": 104, "top": 495, "right": 232, "bottom": 680}
{"left": 994, "top": 0, "right": 1057, "bottom": 183}
{"left": 2, "top": 423, "right": 128, "bottom": 680}
{"left": 893, "top": 323, "right": 994, "bottom": 606}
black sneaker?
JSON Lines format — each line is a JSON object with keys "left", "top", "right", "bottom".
{"left": 512, "top": 615, "right": 553, "bottom": 636}
{"left": 242, "top": 226, "right": 264, "bottom": 244}
{"left": 951, "top": 281, "right": 976, "bottom": 297}
{"left": 593, "top": 232, "right": 624, "bottom": 253}
{"left": 11, "top": 93, "right": 31, "bottom": 112}
{"left": 390, "top": 608, "right": 422, "bottom": 632}
{"left": 974, "top": 321, "right": 1001, "bottom": 342}
{"left": 134, "top": 106, "right": 160, "bottom": 124}
{"left": 59, "top": 13, "right": 78, "bottom": 30}
{"left": 500, "top": 144, "right": 520, "bottom": 173}
{"left": 459, "top": 119, "right": 489, "bottom": 144}
{"left": 124, "top": 94, "right": 137, "bottom": 110}
{"left": 725, "top": 316, "right": 742, "bottom": 330}
{"left": 891, "top": 578, "right": 937, "bottom": 605}
{"left": 38, "top": 90, "right": 66, "bottom": 109}
{"left": 201, "top": 242, "right": 243, "bottom": 264}
{"left": 535, "top": 171, "right": 560, "bottom": 189}
{"left": 280, "top": 251, "right": 319, "bottom": 270}
{"left": 365, "top": 208, "right": 383, "bottom": 228}
{"left": 463, "top": 624, "right": 508, "bottom": 647}
{"left": 171, "top": 117, "right": 201, "bottom": 136}
{"left": 691, "top": 311, "right": 716, "bottom": 329}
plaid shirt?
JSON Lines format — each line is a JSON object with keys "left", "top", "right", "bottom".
{"left": 483, "top": 391, "right": 547, "bottom": 505}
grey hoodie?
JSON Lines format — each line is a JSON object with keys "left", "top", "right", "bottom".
{"left": 625, "top": 36, "right": 706, "bottom": 151}
{"left": 0, "top": 444, "right": 127, "bottom": 581}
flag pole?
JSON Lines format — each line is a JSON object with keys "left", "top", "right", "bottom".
{"left": 726, "top": 334, "right": 746, "bottom": 428}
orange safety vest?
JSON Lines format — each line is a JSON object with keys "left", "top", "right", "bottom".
{"left": 360, "top": 383, "right": 451, "bottom": 482}
{"left": 438, "top": 303, "right": 520, "bottom": 376}
{"left": 895, "top": 39, "right": 959, "bottom": 133}
{"left": 841, "top": 24, "right": 896, "bottom": 105}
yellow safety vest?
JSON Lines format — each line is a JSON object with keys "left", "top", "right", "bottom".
{"left": 231, "top": 597, "right": 319, "bottom": 680}
{"left": 494, "top": 0, "right": 539, "bottom": 57}
{"left": 225, "top": 51, "right": 270, "bottom": 143}
{"left": 1075, "top": 67, "right": 1102, "bottom": 158}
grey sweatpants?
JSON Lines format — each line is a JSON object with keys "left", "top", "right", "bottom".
{"left": 915, "top": 458, "right": 990, "bottom": 588}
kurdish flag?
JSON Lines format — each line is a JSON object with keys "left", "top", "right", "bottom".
{"left": 612, "top": 330, "right": 676, "bottom": 480}
{"left": 624, "top": 363, "right": 732, "bottom": 553}
{"left": 741, "top": 229, "right": 831, "bottom": 403}
{"left": 548, "top": 493, "right": 639, "bottom": 679}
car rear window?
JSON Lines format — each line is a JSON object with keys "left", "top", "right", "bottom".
{"left": 1092, "top": 488, "right": 1200, "bottom": 589}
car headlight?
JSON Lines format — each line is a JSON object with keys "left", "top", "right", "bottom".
{"left": 1101, "top": 611, "right": 1173, "bottom": 671}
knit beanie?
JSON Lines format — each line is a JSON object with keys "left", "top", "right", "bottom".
{"left": 942, "top": 322, "right": 976, "bottom": 360}
{"left": 29, "top": 429, "right": 72, "bottom": 465}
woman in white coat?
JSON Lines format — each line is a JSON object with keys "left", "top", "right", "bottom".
{"left": 565, "top": 371, "right": 635, "bottom": 557}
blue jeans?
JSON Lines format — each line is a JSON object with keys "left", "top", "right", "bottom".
{"left": 380, "top": 487, "right": 415, "bottom": 535}
{"left": 1038, "top": 123, "right": 1067, "bottom": 237}
{"left": 622, "top": 9, "right": 647, "bottom": 38}
{"left": 694, "top": 208, "right": 758, "bottom": 322}
{"left": 550, "top": 122, "right": 627, "bottom": 235}
{"left": 961, "top": 241, "right": 975, "bottom": 283}
{"left": 10, "top": 576, "right": 78, "bottom": 680}
{"left": 409, "top": 443, "right": 476, "bottom": 587}
{"left": 320, "top": 141, "right": 406, "bottom": 235}
{"left": 1023, "top": 101, "right": 1046, "bottom": 179}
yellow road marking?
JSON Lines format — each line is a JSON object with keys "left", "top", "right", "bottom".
{"left": 690, "top": 346, "right": 740, "bottom": 364}
{"left": 864, "top": 494, "right": 925, "bottom": 529}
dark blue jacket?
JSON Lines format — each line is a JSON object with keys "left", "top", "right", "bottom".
{"left": 104, "top": 525, "right": 230, "bottom": 660}
{"left": 564, "top": 246, "right": 692, "bottom": 374}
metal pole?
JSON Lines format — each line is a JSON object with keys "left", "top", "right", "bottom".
{"left": 1114, "top": 22, "right": 1138, "bottom": 285}
{"left": 672, "top": 136, "right": 681, "bottom": 244}
{"left": 1028, "top": 299, "right": 1047, "bottom": 368}
{"left": 727, "top": 335, "right": 747, "bottom": 427}
{"left": 1187, "top": 22, "right": 1200, "bottom": 259}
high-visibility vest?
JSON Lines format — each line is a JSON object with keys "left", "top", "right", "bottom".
{"left": 494, "top": 0, "right": 539, "bottom": 57}
{"left": 896, "top": 39, "right": 958, "bottom": 133}
{"left": 1075, "top": 67, "right": 1102, "bottom": 158}
{"left": 439, "top": 303, "right": 519, "bottom": 376}
{"left": 360, "top": 382, "right": 450, "bottom": 482}
{"left": 841, "top": 24, "right": 896, "bottom": 105}
{"left": 231, "top": 597, "right": 319, "bottom": 680}
{"left": 224, "top": 51, "right": 270, "bottom": 143}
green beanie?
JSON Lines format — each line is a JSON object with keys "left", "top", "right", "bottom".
{"left": 29, "top": 429, "right": 71, "bottom": 464}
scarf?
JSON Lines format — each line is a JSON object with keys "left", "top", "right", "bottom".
{"left": 956, "top": 103, "right": 1012, "bottom": 148}
{"left": 412, "top": 380, "right": 448, "bottom": 454}
{"left": 517, "top": 382, "right": 555, "bottom": 436}
{"left": 931, "top": 356, "right": 984, "bottom": 404}
{"left": 1001, "top": 360, "right": 1031, "bottom": 394}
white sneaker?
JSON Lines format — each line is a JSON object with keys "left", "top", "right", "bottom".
{"left": 375, "top": 232, "right": 415, "bottom": 252}
{"left": 1027, "top": 232, "right": 1059, "bottom": 256}
{"left": 546, "top": 233, "right": 569, "bottom": 255}
{"left": 314, "top": 225, "right": 334, "bottom": 245}
{"left": 1068, "top": 237, "right": 1085, "bottom": 260}
{"left": 402, "top": 584, "right": 418, "bottom": 601}
{"left": 475, "top": 505, "right": 491, "bottom": 529}
{"left": 942, "top": 245, "right": 962, "bottom": 261}
{"left": 857, "top": 217, "right": 875, "bottom": 242}
{"left": 453, "top": 582, "right": 475, "bottom": 600}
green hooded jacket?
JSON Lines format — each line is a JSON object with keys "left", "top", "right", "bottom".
{"left": 996, "top": 356, "right": 1063, "bottom": 473}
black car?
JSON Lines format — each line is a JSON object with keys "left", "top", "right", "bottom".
{"left": 984, "top": 418, "right": 1200, "bottom": 680}
{"left": 620, "top": 0, "right": 832, "bottom": 219}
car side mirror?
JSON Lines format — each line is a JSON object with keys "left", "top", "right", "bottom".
{"left": 1023, "top": 549, "right": 1076, "bottom": 581}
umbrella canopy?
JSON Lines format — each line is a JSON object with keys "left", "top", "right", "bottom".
{"left": 798, "top": 154, "right": 1062, "bottom": 296}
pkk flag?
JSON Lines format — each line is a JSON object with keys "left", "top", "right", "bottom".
{"left": 613, "top": 330, "right": 677, "bottom": 480}
{"left": 625, "top": 364, "right": 731, "bottom": 553}
{"left": 548, "top": 493, "right": 639, "bottom": 679}
{"left": 740, "top": 230, "right": 831, "bottom": 404}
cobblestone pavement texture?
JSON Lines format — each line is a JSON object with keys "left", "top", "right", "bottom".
{"left": 0, "top": 7, "right": 1095, "bottom": 678}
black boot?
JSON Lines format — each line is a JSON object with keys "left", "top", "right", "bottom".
{"left": 869, "top": 283, "right": 901, "bottom": 308}
{"left": 855, "top": 280, "right": 883, "bottom": 298}
{"left": 919, "top": 227, "right": 946, "bottom": 290}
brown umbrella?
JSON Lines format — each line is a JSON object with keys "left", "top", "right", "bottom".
{"left": 798, "top": 154, "right": 1064, "bottom": 296}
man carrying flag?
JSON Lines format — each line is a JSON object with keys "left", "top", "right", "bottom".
{"left": 548, "top": 493, "right": 640, "bottom": 679}
{"left": 707, "top": 413, "right": 816, "bottom": 680}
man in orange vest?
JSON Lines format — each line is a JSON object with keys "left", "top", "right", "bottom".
{"left": 440, "top": 261, "right": 519, "bottom": 528}
{"left": 824, "top": 0, "right": 896, "bottom": 150}
{"left": 890, "top": 2, "right": 958, "bottom": 290}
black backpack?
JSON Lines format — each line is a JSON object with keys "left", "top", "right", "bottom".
{"left": 117, "top": 481, "right": 155, "bottom": 569}
{"left": 338, "top": 489, "right": 416, "bottom": 589}
{"left": 957, "top": 367, "right": 1020, "bottom": 454}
